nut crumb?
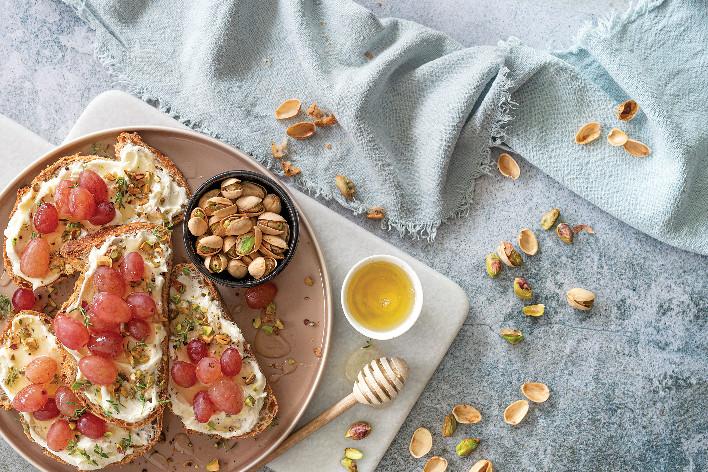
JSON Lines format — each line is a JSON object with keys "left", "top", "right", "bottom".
{"left": 313, "top": 346, "right": 323, "bottom": 358}
{"left": 281, "top": 161, "right": 301, "bottom": 177}
{"left": 364, "top": 51, "right": 374, "bottom": 60}
{"left": 367, "top": 207, "right": 385, "bottom": 220}
{"left": 303, "top": 318, "right": 318, "bottom": 327}
{"left": 572, "top": 224, "right": 595, "bottom": 235}
{"left": 304, "top": 276, "right": 314, "bottom": 286}
{"left": 324, "top": 143, "right": 332, "bottom": 150}
{"left": 271, "top": 138, "right": 288, "bottom": 159}
{"left": 314, "top": 115, "right": 337, "bottom": 127}
{"left": 307, "top": 103, "right": 325, "bottom": 119}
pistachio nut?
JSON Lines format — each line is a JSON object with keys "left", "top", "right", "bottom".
{"left": 615, "top": 99, "right": 639, "bottom": 121}
{"left": 222, "top": 215, "right": 253, "bottom": 236}
{"left": 499, "top": 328, "right": 524, "bottom": 345}
{"left": 513, "top": 277, "right": 533, "bottom": 300}
{"left": 503, "top": 399, "right": 529, "bottom": 426}
{"left": 262, "top": 193, "right": 282, "bottom": 213}
{"left": 212, "top": 204, "right": 239, "bottom": 221}
{"left": 335, "top": 175, "right": 356, "bottom": 200}
{"left": 248, "top": 256, "right": 277, "bottom": 279}
{"left": 442, "top": 414, "right": 457, "bottom": 437}
{"left": 227, "top": 259, "right": 248, "bottom": 279}
{"left": 190, "top": 207, "right": 207, "bottom": 220}
{"left": 220, "top": 177, "right": 243, "bottom": 199}
{"left": 234, "top": 229, "right": 262, "bottom": 256}
{"left": 469, "top": 459, "right": 494, "bottom": 472}
{"left": 485, "top": 253, "right": 502, "bottom": 278}
{"left": 340, "top": 457, "right": 358, "bottom": 472}
{"left": 497, "top": 152, "right": 520, "bottom": 180}
{"left": 196, "top": 235, "right": 223, "bottom": 257}
{"left": 241, "top": 181, "right": 267, "bottom": 199}
{"left": 423, "top": 456, "right": 448, "bottom": 472}
{"left": 204, "top": 196, "right": 234, "bottom": 216}
{"left": 572, "top": 224, "right": 594, "bottom": 235}
{"left": 197, "top": 189, "right": 220, "bottom": 210}
{"left": 496, "top": 241, "right": 523, "bottom": 267}
{"left": 456, "top": 438, "right": 480, "bottom": 457}
{"left": 566, "top": 287, "right": 595, "bottom": 311}
{"left": 257, "top": 212, "right": 288, "bottom": 236}
{"left": 607, "top": 127, "right": 629, "bottom": 146}
{"left": 556, "top": 222, "right": 574, "bottom": 244}
{"left": 206, "top": 458, "right": 220, "bottom": 472}
{"left": 259, "top": 235, "right": 288, "bottom": 260}
{"left": 274, "top": 98, "right": 302, "bottom": 120}
{"left": 205, "top": 254, "right": 227, "bottom": 273}
{"left": 235, "top": 195, "right": 265, "bottom": 215}
{"left": 522, "top": 304, "right": 545, "bottom": 317}
{"left": 575, "top": 121, "right": 602, "bottom": 144}
{"left": 344, "top": 448, "right": 363, "bottom": 460}
{"left": 452, "top": 404, "right": 482, "bottom": 424}
{"left": 187, "top": 217, "right": 208, "bottom": 237}
{"left": 409, "top": 427, "right": 433, "bottom": 458}
{"left": 345, "top": 421, "right": 371, "bottom": 440}
{"left": 517, "top": 228, "right": 539, "bottom": 256}
{"left": 521, "top": 382, "right": 551, "bottom": 403}
{"left": 540, "top": 208, "right": 560, "bottom": 230}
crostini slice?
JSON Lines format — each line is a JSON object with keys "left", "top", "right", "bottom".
{"left": 168, "top": 263, "right": 277, "bottom": 438}
{"left": 3, "top": 131, "right": 190, "bottom": 289}
{"left": 56, "top": 223, "right": 171, "bottom": 428}
{"left": 0, "top": 311, "right": 161, "bottom": 470}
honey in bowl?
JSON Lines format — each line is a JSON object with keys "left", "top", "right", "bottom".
{"left": 345, "top": 261, "right": 415, "bottom": 332}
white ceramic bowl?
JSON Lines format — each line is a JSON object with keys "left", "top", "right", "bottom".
{"left": 341, "top": 254, "right": 423, "bottom": 340}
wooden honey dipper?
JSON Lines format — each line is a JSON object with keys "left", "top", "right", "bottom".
{"left": 257, "top": 357, "right": 409, "bottom": 465}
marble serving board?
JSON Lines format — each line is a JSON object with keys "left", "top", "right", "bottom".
{"left": 0, "top": 91, "right": 468, "bottom": 471}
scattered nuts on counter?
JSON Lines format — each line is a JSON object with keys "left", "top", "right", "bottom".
{"left": 341, "top": 457, "right": 358, "bottom": 472}
{"left": 566, "top": 287, "right": 596, "bottom": 311}
{"left": 540, "top": 208, "right": 560, "bottom": 230}
{"left": 452, "top": 403, "right": 482, "bottom": 424}
{"left": 522, "top": 304, "right": 545, "bottom": 317}
{"left": 271, "top": 138, "right": 288, "bottom": 158}
{"left": 503, "top": 399, "right": 530, "bottom": 426}
{"left": 518, "top": 228, "right": 539, "bottom": 255}
{"left": 367, "top": 207, "right": 385, "bottom": 220}
{"left": 286, "top": 121, "right": 316, "bottom": 140}
{"left": 496, "top": 241, "right": 523, "bottom": 267}
{"left": 345, "top": 421, "right": 372, "bottom": 440}
{"left": 423, "top": 455, "right": 448, "bottom": 472}
{"left": 335, "top": 175, "right": 356, "bottom": 200}
{"left": 575, "top": 121, "right": 602, "bottom": 144}
{"left": 455, "top": 437, "right": 480, "bottom": 457}
{"left": 409, "top": 427, "right": 433, "bottom": 458}
{"left": 615, "top": 99, "right": 639, "bottom": 121}
{"left": 441, "top": 414, "right": 457, "bottom": 437}
{"left": 497, "top": 152, "right": 521, "bottom": 180}
{"left": 513, "top": 277, "right": 533, "bottom": 300}
{"left": 623, "top": 138, "right": 651, "bottom": 157}
{"left": 470, "top": 459, "right": 494, "bottom": 472}
{"left": 499, "top": 328, "right": 524, "bottom": 345}
{"left": 485, "top": 253, "right": 502, "bottom": 278}
{"left": 556, "top": 222, "right": 574, "bottom": 244}
{"left": 521, "top": 382, "right": 551, "bottom": 403}
{"left": 274, "top": 98, "right": 302, "bottom": 119}
{"left": 344, "top": 447, "right": 364, "bottom": 460}
{"left": 607, "top": 127, "right": 629, "bottom": 146}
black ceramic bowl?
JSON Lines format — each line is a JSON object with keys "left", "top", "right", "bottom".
{"left": 183, "top": 170, "right": 300, "bottom": 288}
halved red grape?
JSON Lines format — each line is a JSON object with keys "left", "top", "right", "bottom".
{"left": 88, "top": 311, "right": 121, "bottom": 333}
{"left": 171, "top": 361, "right": 197, "bottom": 388}
{"left": 245, "top": 282, "right": 278, "bottom": 309}
{"left": 208, "top": 379, "right": 244, "bottom": 415}
{"left": 93, "top": 265, "right": 125, "bottom": 296}
{"left": 192, "top": 390, "right": 215, "bottom": 423}
{"left": 126, "top": 292, "right": 156, "bottom": 320}
{"left": 68, "top": 187, "right": 97, "bottom": 220}
{"left": 53, "top": 179, "right": 75, "bottom": 219}
{"left": 78, "top": 170, "right": 108, "bottom": 203}
{"left": 12, "top": 384, "right": 49, "bottom": 412}
{"left": 120, "top": 252, "right": 145, "bottom": 282}
{"left": 91, "top": 292, "right": 131, "bottom": 324}
{"left": 20, "top": 237, "right": 50, "bottom": 278}
{"left": 47, "top": 419, "right": 74, "bottom": 451}
{"left": 186, "top": 339, "right": 209, "bottom": 363}
{"left": 87, "top": 331, "right": 124, "bottom": 358}
{"left": 89, "top": 201, "right": 116, "bottom": 226}
{"left": 33, "top": 397, "right": 60, "bottom": 421}
{"left": 196, "top": 357, "right": 222, "bottom": 385}
{"left": 220, "top": 347, "right": 243, "bottom": 377}
{"left": 33, "top": 202, "right": 59, "bottom": 234}
{"left": 76, "top": 412, "right": 106, "bottom": 439}
{"left": 54, "top": 314, "right": 89, "bottom": 350}
{"left": 11, "top": 288, "right": 36, "bottom": 312}
{"left": 25, "top": 356, "right": 58, "bottom": 384}
{"left": 55, "top": 386, "right": 82, "bottom": 417}
{"left": 125, "top": 319, "right": 149, "bottom": 341}
{"left": 78, "top": 355, "right": 117, "bottom": 385}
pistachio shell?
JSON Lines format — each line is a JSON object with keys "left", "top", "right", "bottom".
{"left": 286, "top": 121, "right": 316, "bottom": 140}
{"left": 262, "top": 194, "right": 282, "bottom": 213}
{"left": 521, "top": 382, "right": 550, "bottom": 403}
{"left": 190, "top": 207, "right": 207, "bottom": 220}
{"left": 575, "top": 122, "right": 602, "bottom": 144}
{"left": 274, "top": 98, "right": 302, "bottom": 119}
{"left": 198, "top": 189, "right": 220, "bottom": 209}
{"left": 497, "top": 153, "right": 520, "bottom": 180}
{"left": 540, "top": 208, "right": 560, "bottom": 230}
{"left": 204, "top": 254, "right": 227, "bottom": 273}
{"left": 496, "top": 241, "right": 523, "bottom": 267}
{"left": 452, "top": 404, "right": 482, "bottom": 424}
{"left": 556, "top": 222, "right": 574, "bottom": 244}
{"left": 227, "top": 259, "right": 248, "bottom": 279}
{"left": 220, "top": 178, "right": 243, "bottom": 199}
{"left": 248, "top": 256, "right": 277, "bottom": 279}
{"left": 615, "top": 99, "right": 639, "bottom": 121}
{"left": 522, "top": 304, "right": 545, "bottom": 317}
{"left": 223, "top": 216, "right": 253, "bottom": 236}
{"left": 409, "top": 427, "right": 433, "bottom": 459}
{"left": 196, "top": 235, "right": 223, "bottom": 257}
{"left": 607, "top": 128, "right": 628, "bottom": 146}
{"left": 623, "top": 139, "right": 651, "bottom": 157}
{"left": 257, "top": 212, "right": 288, "bottom": 236}
{"left": 517, "top": 228, "right": 538, "bottom": 256}
{"left": 423, "top": 456, "right": 448, "bottom": 472}
{"left": 503, "top": 399, "right": 529, "bottom": 425}
{"left": 335, "top": 175, "right": 356, "bottom": 200}
{"left": 566, "top": 287, "right": 595, "bottom": 311}
{"left": 241, "top": 182, "right": 267, "bottom": 199}
{"left": 469, "top": 459, "right": 494, "bottom": 472}
{"left": 236, "top": 195, "right": 264, "bottom": 215}
{"left": 212, "top": 204, "right": 239, "bottom": 220}
{"left": 187, "top": 217, "right": 208, "bottom": 237}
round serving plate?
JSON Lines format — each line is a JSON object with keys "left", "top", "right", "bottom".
{"left": 0, "top": 127, "right": 332, "bottom": 472}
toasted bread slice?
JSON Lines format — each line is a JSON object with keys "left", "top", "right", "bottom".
{"left": 58, "top": 223, "right": 172, "bottom": 428}
{"left": 168, "top": 263, "right": 277, "bottom": 438}
{"left": 0, "top": 311, "right": 161, "bottom": 470}
{"left": 3, "top": 131, "right": 190, "bottom": 289}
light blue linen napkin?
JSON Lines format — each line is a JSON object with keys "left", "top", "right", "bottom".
{"left": 63, "top": 0, "right": 707, "bottom": 255}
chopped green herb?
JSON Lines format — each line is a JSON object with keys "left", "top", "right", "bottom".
{"left": 113, "top": 177, "right": 129, "bottom": 209}
{"left": 4, "top": 367, "right": 19, "bottom": 387}
{"left": 71, "top": 379, "right": 92, "bottom": 391}
{"left": 118, "top": 433, "right": 133, "bottom": 453}
{"left": 0, "top": 295, "right": 11, "bottom": 319}
{"left": 93, "top": 445, "right": 109, "bottom": 459}
{"left": 207, "top": 421, "right": 217, "bottom": 431}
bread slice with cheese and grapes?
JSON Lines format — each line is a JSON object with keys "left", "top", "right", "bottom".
{"left": 3, "top": 131, "right": 190, "bottom": 290}
{"left": 168, "top": 263, "right": 277, "bottom": 438}
{"left": 56, "top": 223, "right": 172, "bottom": 429}
{"left": 0, "top": 310, "right": 161, "bottom": 470}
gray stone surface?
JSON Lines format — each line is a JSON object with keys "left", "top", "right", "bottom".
{"left": 1, "top": 1, "right": 706, "bottom": 472}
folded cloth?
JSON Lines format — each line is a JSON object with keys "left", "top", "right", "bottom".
{"left": 64, "top": 0, "right": 707, "bottom": 254}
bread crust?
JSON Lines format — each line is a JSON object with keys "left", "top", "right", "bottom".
{"left": 58, "top": 223, "right": 171, "bottom": 429}
{"left": 170, "top": 263, "right": 278, "bottom": 438}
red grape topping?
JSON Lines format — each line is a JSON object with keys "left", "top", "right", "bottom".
{"left": 20, "top": 237, "right": 50, "bottom": 278}
{"left": 55, "top": 386, "right": 81, "bottom": 417}
{"left": 87, "top": 331, "right": 124, "bottom": 358}
{"left": 12, "top": 384, "right": 49, "bottom": 412}
{"left": 25, "top": 356, "right": 58, "bottom": 384}
{"left": 68, "top": 186, "right": 97, "bottom": 220}
{"left": 126, "top": 292, "right": 156, "bottom": 320}
{"left": 11, "top": 288, "right": 35, "bottom": 312}
{"left": 93, "top": 265, "right": 126, "bottom": 296}
{"left": 220, "top": 347, "right": 243, "bottom": 377}
{"left": 245, "top": 282, "right": 278, "bottom": 309}
{"left": 33, "top": 397, "right": 60, "bottom": 421}
{"left": 186, "top": 338, "right": 209, "bottom": 363}
{"left": 120, "top": 252, "right": 145, "bottom": 282}
{"left": 76, "top": 412, "right": 107, "bottom": 439}
{"left": 208, "top": 379, "right": 244, "bottom": 415}
{"left": 54, "top": 314, "right": 90, "bottom": 350}
{"left": 78, "top": 355, "right": 118, "bottom": 385}
{"left": 91, "top": 292, "right": 131, "bottom": 324}
{"left": 171, "top": 361, "right": 197, "bottom": 388}
{"left": 77, "top": 170, "right": 109, "bottom": 203}
{"left": 47, "top": 419, "right": 74, "bottom": 451}
{"left": 196, "top": 356, "right": 223, "bottom": 385}
{"left": 33, "top": 202, "right": 59, "bottom": 233}
{"left": 192, "top": 390, "right": 216, "bottom": 423}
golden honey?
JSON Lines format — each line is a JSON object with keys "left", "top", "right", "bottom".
{"left": 345, "top": 261, "right": 415, "bottom": 331}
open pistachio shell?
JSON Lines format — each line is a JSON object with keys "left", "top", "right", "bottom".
{"left": 223, "top": 216, "right": 253, "bottom": 236}
{"left": 423, "top": 456, "right": 448, "bottom": 472}
{"left": 575, "top": 122, "right": 602, "bottom": 144}
{"left": 190, "top": 207, "right": 207, "bottom": 220}
{"left": 469, "top": 459, "right": 494, "bottom": 472}
{"left": 409, "top": 427, "right": 433, "bottom": 459}
{"left": 257, "top": 212, "right": 288, "bottom": 235}
{"left": 274, "top": 98, "right": 302, "bottom": 119}
{"left": 248, "top": 256, "right": 277, "bottom": 279}
{"left": 241, "top": 182, "right": 267, "bottom": 199}
{"left": 196, "top": 235, "right": 223, "bottom": 257}
{"left": 623, "top": 139, "right": 651, "bottom": 157}
{"left": 220, "top": 178, "right": 243, "bottom": 199}
{"left": 607, "top": 128, "right": 628, "bottom": 146}
{"left": 452, "top": 404, "right": 482, "bottom": 424}
{"left": 496, "top": 241, "right": 523, "bottom": 267}
{"left": 517, "top": 228, "right": 539, "bottom": 256}
{"left": 566, "top": 287, "right": 595, "bottom": 311}
{"left": 187, "top": 217, "right": 208, "bottom": 237}
{"left": 286, "top": 121, "right": 316, "bottom": 140}
{"left": 615, "top": 99, "right": 639, "bottom": 121}
{"left": 497, "top": 153, "right": 520, "bottom": 180}
{"left": 198, "top": 189, "right": 220, "bottom": 209}
{"left": 521, "top": 382, "right": 550, "bottom": 403}
{"left": 522, "top": 304, "right": 545, "bottom": 317}
{"left": 204, "top": 196, "right": 234, "bottom": 216}
{"left": 236, "top": 195, "right": 265, "bottom": 215}
{"left": 262, "top": 193, "right": 282, "bottom": 213}
{"left": 204, "top": 254, "right": 227, "bottom": 273}
{"left": 503, "top": 399, "right": 529, "bottom": 426}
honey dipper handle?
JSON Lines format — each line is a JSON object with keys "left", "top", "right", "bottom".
{"left": 257, "top": 393, "right": 358, "bottom": 466}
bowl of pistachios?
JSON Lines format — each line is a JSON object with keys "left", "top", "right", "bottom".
{"left": 183, "top": 170, "right": 300, "bottom": 288}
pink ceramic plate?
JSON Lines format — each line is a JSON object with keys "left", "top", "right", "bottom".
{"left": 0, "top": 127, "right": 332, "bottom": 471}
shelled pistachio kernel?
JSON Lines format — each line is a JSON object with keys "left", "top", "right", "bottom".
{"left": 540, "top": 208, "right": 560, "bottom": 230}
{"left": 206, "top": 458, "right": 220, "bottom": 471}
{"left": 340, "top": 457, "right": 358, "bottom": 472}
{"left": 500, "top": 328, "right": 524, "bottom": 345}
{"left": 485, "top": 253, "right": 502, "bottom": 278}
{"left": 456, "top": 438, "right": 480, "bottom": 457}
{"left": 345, "top": 421, "right": 371, "bottom": 440}
{"left": 344, "top": 448, "right": 364, "bottom": 460}
{"left": 513, "top": 277, "right": 533, "bottom": 300}
{"left": 522, "top": 304, "right": 545, "bottom": 317}
{"left": 556, "top": 223, "right": 574, "bottom": 244}
{"left": 442, "top": 414, "right": 457, "bottom": 437}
